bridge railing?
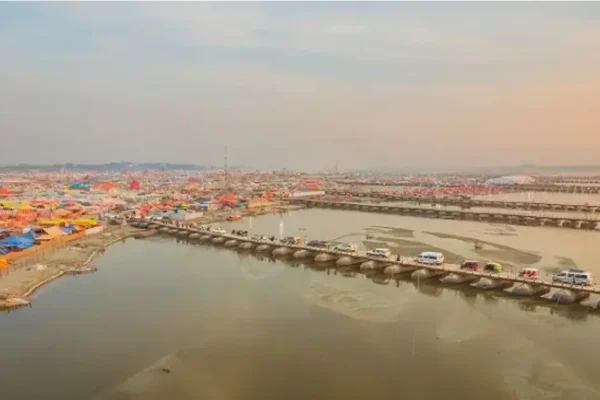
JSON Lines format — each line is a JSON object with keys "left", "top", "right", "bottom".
{"left": 136, "top": 219, "right": 600, "bottom": 294}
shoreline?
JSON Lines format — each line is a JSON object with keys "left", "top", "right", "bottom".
{"left": 0, "top": 205, "right": 295, "bottom": 312}
{"left": 0, "top": 227, "right": 137, "bottom": 311}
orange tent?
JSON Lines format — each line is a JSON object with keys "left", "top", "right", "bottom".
{"left": 94, "top": 182, "right": 117, "bottom": 191}
{"left": 0, "top": 188, "right": 15, "bottom": 197}
{"left": 129, "top": 179, "right": 140, "bottom": 190}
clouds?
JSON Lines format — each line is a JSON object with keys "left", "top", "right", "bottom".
{"left": 1, "top": 3, "right": 600, "bottom": 170}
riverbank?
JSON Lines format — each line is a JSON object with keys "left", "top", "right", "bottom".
{"left": 188, "top": 203, "right": 301, "bottom": 224}
{"left": 0, "top": 225, "right": 139, "bottom": 310}
{"left": 0, "top": 205, "right": 298, "bottom": 311}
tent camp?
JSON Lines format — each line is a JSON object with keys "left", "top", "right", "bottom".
{"left": 0, "top": 188, "right": 15, "bottom": 197}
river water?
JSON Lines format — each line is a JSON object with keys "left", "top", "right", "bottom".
{"left": 1, "top": 209, "right": 600, "bottom": 400}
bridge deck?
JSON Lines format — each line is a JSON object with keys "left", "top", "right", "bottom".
{"left": 293, "top": 199, "right": 600, "bottom": 223}
{"left": 326, "top": 191, "right": 600, "bottom": 211}
{"left": 144, "top": 221, "right": 600, "bottom": 295}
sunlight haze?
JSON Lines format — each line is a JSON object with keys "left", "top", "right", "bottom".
{"left": 1, "top": 2, "right": 599, "bottom": 170}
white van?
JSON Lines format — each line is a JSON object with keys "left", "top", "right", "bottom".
{"left": 417, "top": 251, "right": 445, "bottom": 265}
{"left": 552, "top": 269, "right": 593, "bottom": 286}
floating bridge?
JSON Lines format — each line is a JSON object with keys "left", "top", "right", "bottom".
{"left": 289, "top": 199, "right": 600, "bottom": 231}
{"left": 130, "top": 219, "right": 600, "bottom": 301}
{"left": 325, "top": 190, "right": 600, "bottom": 213}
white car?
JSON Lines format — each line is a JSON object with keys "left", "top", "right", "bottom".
{"left": 367, "top": 248, "right": 391, "bottom": 258}
{"left": 334, "top": 244, "right": 357, "bottom": 253}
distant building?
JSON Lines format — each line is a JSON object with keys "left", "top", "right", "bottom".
{"left": 247, "top": 197, "right": 272, "bottom": 209}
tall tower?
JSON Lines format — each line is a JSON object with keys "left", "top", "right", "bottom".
{"left": 224, "top": 145, "right": 229, "bottom": 188}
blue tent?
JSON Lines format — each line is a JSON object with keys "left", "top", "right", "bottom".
{"left": 21, "top": 231, "right": 36, "bottom": 241}
{"left": 69, "top": 181, "right": 92, "bottom": 190}
{"left": 60, "top": 225, "right": 76, "bottom": 234}
{"left": 1, "top": 236, "right": 35, "bottom": 250}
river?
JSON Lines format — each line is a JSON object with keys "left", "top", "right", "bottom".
{"left": 1, "top": 209, "right": 599, "bottom": 399}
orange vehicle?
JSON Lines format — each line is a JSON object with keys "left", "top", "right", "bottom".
{"left": 518, "top": 267, "right": 539, "bottom": 279}
{"left": 460, "top": 260, "right": 480, "bottom": 271}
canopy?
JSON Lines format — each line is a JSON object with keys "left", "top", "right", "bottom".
{"left": 69, "top": 181, "right": 92, "bottom": 190}
{"left": 0, "top": 188, "right": 15, "bottom": 197}
{"left": 1, "top": 235, "right": 35, "bottom": 249}
{"left": 129, "top": 180, "right": 140, "bottom": 190}
{"left": 94, "top": 182, "right": 117, "bottom": 191}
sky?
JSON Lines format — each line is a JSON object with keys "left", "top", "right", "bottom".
{"left": 1, "top": 2, "right": 600, "bottom": 171}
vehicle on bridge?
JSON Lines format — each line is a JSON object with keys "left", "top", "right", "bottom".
{"left": 552, "top": 269, "right": 593, "bottom": 286}
{"left": 367, "top": 248, "right": 391, "bottom": 258}
{"left": 306, "top": 240, "right": 328, "bottom": 249}
{"left": 417, "top": 251, "right": 445, "bottom": 265}
{"left": 281, "top": 236, "right": 301, "bottom": 245}
{"left": 460, "top": 260, "right": 480, "bottom": 271}
{"left": 518, "top": 267, "right": 539, "bottom": 279}
{"left": 484, "top": 262, "right": 502, "bottom": 273}
{"left": 333, "top": 244, "right": 357, "bottom": 253}
{"left": 210, "top": 227, "right": 227, "bottom": 234}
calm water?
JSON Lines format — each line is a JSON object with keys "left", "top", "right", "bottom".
{"left": 1, "top": 210, "right": 600, "bottom": 400}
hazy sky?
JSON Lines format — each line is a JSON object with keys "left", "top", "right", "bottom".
{"left": 1, "top": 3, "right": 600, "bottom": 171}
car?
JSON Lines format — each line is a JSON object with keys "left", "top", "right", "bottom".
{"left": 552, "top": 269, "right": 593, "bottom": 286}
{"left": 484, "top": 262, "right": 502, "bottom": 273}
{"left": 417, "top": 251, "right": 445, "bottom": 265}
{"left": 367, "top": 248, "right": 391, "bottom": 258}
{"left": 306, "top": 240, "right": 328, "bottom": 248}
{"left": 460, "top": 260, "right": 480, "bottom": 271}
{"left": 518, "top": 267, "right": 539, "bottom": 279}
{"left": 334, "top": 244, "right": 357, "bottom": 253}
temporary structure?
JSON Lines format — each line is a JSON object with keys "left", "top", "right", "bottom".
{"left": 0, "top": 188, "right": 15, "bottom": 197}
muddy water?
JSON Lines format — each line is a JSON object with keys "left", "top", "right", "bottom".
{"left": 0, "top": 210, "right": 599, "bottom": 399}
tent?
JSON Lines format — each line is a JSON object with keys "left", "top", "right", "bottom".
{"left": 94, "top": 182, "right": 117, "bottom": 191}
{"left": 129, "top": 179, "right": 140, "bottom": 191}
{"left": 0, "top": 188, "right": 15, "bottom": 197}
{"left": 69, "top": 181, "right": 92, "bottom": 191}
{"left": 218, "top": 193, "right": 239, "bottom": 206}
{"left": 1, "top": 235, "right": 35, "bottom": 249}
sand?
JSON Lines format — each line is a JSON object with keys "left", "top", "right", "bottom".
{"left": 0, "top": 225, "right": 138, "bottom": 310}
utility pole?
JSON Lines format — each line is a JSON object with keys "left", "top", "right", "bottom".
{"left": 224, "top": 145, "right": 229, "bottom": 188}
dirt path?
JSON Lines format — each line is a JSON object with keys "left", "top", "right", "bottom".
{"left": 0, "top": 225, "right": 138, "bottom": 310}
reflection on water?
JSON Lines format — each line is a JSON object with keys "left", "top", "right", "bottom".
{"left": 1, "top": 210, "right": 600, "bottom": 399}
